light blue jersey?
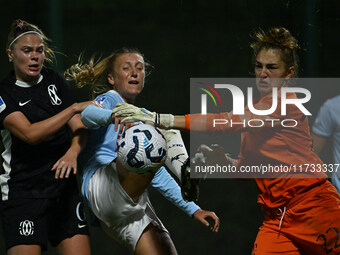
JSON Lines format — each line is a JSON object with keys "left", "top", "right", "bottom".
{"left": 313, "top": 95, "right": 340, "bottom": 193}
{"left": 80, "top": 90, "right": 199, "bottom": 216}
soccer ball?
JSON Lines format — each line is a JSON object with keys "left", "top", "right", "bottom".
{"left": 117, "top": 124, "right": 167, "bottom": 175}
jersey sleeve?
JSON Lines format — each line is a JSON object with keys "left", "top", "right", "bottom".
{"left": 0, "top": 90, "right": 20, "bottom": 129}
{"left": 312, "top": 100, "right": 334, "bottom": 137}
{"left": 150, "top": 167, "right": 200, "bottom": 216}
{"left": 81, "top": 92, "right": 123, "bottom": 129}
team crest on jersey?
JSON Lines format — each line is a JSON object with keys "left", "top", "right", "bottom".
{"left": 0, "top": 96, "right": 6, "bottom": 113}
{"left": 19, "top": 220, "right": 34, "bottom": 236}
{"left": 48, "top": 84, "right": 62, "bottom": 105}
{"left": 96, "top": 95, "right": 106, "bottom": 104}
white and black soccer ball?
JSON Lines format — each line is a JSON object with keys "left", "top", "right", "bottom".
{"left": 117, "top": 124, "right": 167, "bottom": 175}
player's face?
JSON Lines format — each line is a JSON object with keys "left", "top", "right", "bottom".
{"left": 108, "top": 53, "right": 145, "bottom": 103}
{"left": 7, "top": 34, "right": 45, "bottom": 82}
{"left": 255, "top": 48, "right": 294, "bottom": 97}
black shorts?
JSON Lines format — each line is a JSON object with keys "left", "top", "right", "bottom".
{"left": 0, "top": 183, "right": 89, "bottom": 251}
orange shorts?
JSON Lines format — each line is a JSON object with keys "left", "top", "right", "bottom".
{"left": 252, "top": 181, "right": 340, "bottom": 255}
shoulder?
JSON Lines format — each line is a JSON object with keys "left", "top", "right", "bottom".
{"left": 0, "top": 72, "right": 16, "bottom": 100}
{"left": 41, "top": 68, "right": 58, "bottom": 78}
{"left": 0, "top": 71, "right": 16, "bottom": 88}
{"left": 95, "top": 90, "right": 124, "bottom": 104}
{"left": 41, "top": 68, "right": 66, "bottom": 84}
{"left": 324, "top": 95, "right": 340, "bottom": 108}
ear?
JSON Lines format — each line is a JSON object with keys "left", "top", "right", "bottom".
{"left": 7, "top": 49, "right": 13, "bottom": 62}
{"left": 107, "top": 73, "right": 115, "bottom": 86}
{"left": 285, "top": 66, "right": 295, "bottom": 79}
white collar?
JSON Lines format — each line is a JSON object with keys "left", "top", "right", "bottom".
{"left": 15, "top": 74, "right": 43, "bottom": 88}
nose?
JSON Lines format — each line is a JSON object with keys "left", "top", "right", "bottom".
{"left": 258, "top": 67, "right": 268, "bottom": 78}
{"left": 31, "top": 51, "right": 39, "bottom": 61}
{"left": 131, "top": 67, "right": 137, "bottom": 78}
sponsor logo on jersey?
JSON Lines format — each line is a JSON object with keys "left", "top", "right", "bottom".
{"left": 48, "top": 84, "right": 62, "bottom": 105}
{"left": 19, "top": 220, "right": 34, "bottom": 236}
{"left": 0, "top": 96, "right": 6, "bottom": 113}
{"left": 78, "top": 223, "right": 87, "bottom": 228}
{"left": 76, "top": 202, "right": 87, "bottom": 229}
{"left": 19, "top": 100, "right": 31, "bottom": 106}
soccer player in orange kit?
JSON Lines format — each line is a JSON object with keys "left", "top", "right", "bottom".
{"left": 113, "top": 27, "right": 340, "bottom": 254}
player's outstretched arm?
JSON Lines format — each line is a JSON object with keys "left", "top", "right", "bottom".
{"left": 112, "top": 102, "right": 185, "bottom": 130}
{"left": 193, "top": 209, "right": 220, "bottom": 232}
{"left": 3, "top": 100, "right": 101, "bottom": 145}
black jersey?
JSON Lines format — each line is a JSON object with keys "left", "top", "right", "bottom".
{"left": 0, "top": 68, "right": 76, "bottom": 201}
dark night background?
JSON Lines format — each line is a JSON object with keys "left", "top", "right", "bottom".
{"left": 0, "top": 0, "right": 339, "bottom": 254}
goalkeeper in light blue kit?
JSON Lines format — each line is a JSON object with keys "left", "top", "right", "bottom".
{"left": 65, "top": 48, "right": 219, "bottom": 255}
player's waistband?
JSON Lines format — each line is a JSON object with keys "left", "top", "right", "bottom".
{"left": 267, "top": 179, "right": 327, "bottom": 217}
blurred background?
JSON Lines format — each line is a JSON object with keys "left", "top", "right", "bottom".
{"left": 0, "top": 0, "right": 339, "bottom": 254}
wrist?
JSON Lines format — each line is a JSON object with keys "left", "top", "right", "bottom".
{"left": 66, "top": 147, "right": 80, "bottom": 158}
{"left": 192, "top": 209, "right": 202, "bottom": 218}
{"left": 157, "top": 114, "right": 174, "bottom": 129}
{"left": 70, "top": 103, "right": 80, "bottom": 114}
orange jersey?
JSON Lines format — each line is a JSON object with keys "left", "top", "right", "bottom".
{"left": 188, "top": 91, "right": 327, "bottom": 209}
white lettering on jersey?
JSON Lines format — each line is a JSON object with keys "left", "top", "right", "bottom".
{"left": 0, "top": 96, "right": 6, "bottom": 113}
{"left": 48, "top": 84, "right": 62, "bottom": 105}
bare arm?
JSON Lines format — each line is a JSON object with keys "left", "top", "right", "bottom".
{"left": 52, "top": 114, "right": 89, "bottom": 178}
{"left": 173, "top": 116, "right": 186, "bottom": 130}
{"left": 3, "top": 101, "right": 99, "bottom": 145}
{"left": 113, "top": 99, "right": 294, "bottom": 133}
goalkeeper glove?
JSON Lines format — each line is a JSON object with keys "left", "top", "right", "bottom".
{"left": 112, "top": 103, "right": 174, "bottom": 129}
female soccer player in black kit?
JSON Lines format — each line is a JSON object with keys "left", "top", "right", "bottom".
{"left": 0, "top": 19, "right": 100, "bottom": 255}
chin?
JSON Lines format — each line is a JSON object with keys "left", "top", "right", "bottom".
{"left": 258, "top": 88, "right": 270, "bottom": 97}
{"left": 130, "top": 89, "right": 142, "bottom": 97}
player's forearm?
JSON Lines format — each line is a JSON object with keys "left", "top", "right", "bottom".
{"left": 4, "top": 103, "right": 81, "bottom": 145}
{"left": 81, "top": 105, "right": 113, "bottom": 129}
{"left": 173, "top": 116, "right": 186, "bottom": 130}
{"left": 151, "top": 167, "right": 200, "bottom": 216}
{"left": 182, "top": 110, "right": 289, "bottom": 133}
{"left": 69, "top": 128, "right": 88, "bottom": 156}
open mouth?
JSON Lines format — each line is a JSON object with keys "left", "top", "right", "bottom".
{"left": 257, "top": 79, "right": 268, "bottom": 86}
{"left": 28, "top": 64, "right": 39, "bottom": 71}
{"left": 128, "top": 80, "right": 139, "bottom": 85}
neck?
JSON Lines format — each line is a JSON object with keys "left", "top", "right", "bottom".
{"left": 16, "top": 73, "right": 42, "bottom": 85}
{"left": 114, "top": 90, "right": 135, "bottom": 104}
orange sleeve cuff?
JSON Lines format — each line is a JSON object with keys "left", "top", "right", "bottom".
{"left": 185, "top": 114, "right": 190, "bottom": 131}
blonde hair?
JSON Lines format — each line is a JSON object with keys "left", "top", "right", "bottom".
{"left": 65, "top": 48, "right": 151, "bottom": 99}
{"left": 251, "top": 27, "right": 299, "bottom": 75}
{"left": 7, "top": 19, "right": 55, "bottom": 64}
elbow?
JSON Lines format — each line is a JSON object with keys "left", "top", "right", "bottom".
{"left": 81, "top": 108, "right": 97, "bottom": 129}
{"left": 80, "top": 117, "right": 98, "bottom": 129}
{"left": 81, "top": 114, "right": 92, "bottom": 129}
{"left": 24, "top": 138, "right": 43, "bottom": 146}
{"left": 20, "top": 133, "right": 45, "bottom": 145}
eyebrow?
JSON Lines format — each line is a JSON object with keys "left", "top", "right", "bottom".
{"left": 20, "top": 44, "right": 44, "bottom": 48}
{"left": 256, "top": 61, "right": 279, "bottom": 66}
{"left": 121, "top": 61, "right": 144, "bottom": 65}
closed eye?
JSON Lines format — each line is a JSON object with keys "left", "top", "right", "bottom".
{"left": 267, "top": 65, "right": 278, "bottom": 69}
